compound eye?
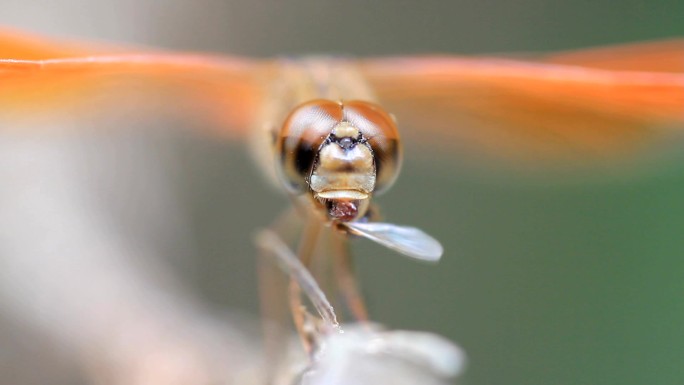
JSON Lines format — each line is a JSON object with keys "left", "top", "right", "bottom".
{"left": 343, "top": 101, "right": 403, "bottom": 194}
{"left": 275, "top": 100, "right": 343, "bottom": 193}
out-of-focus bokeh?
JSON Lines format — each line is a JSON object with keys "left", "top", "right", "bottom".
{"left": 1, "top": 1, "right": 683, "bottom": 384}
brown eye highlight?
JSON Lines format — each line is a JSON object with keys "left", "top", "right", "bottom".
{"left": 275, "top": 99, "right": 342, "bottom": 193}
{"left": 343, "top": 101, "right": 402, "bottom": 194}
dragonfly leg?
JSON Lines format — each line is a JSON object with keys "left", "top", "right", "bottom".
{"left": 255, "top": 218, "right": 339, "bottom": 357}
{"left": 255, "top": 210, "right": 299, "bottom": 383}
{"left": 255, "top": 247, "right": 287, "bottom": 383}
{"left": 290, "top": 213, "right": 324, "bottom": 353}
{"left": 331, "top": 230, "right": 369, "bottom": 322}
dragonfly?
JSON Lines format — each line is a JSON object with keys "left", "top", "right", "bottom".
{"left": 1, "top": 26, "right": 683, "bottom": 365}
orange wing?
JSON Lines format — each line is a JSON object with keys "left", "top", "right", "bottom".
{"left": 361, "top": 41, "right": 684, "bottom": 166}
{"left": 545, "top": 39, "right": 684, "bottom": 73}
{"left": 2, "top": 27, "right": 683, "bottom": 164}
{"left": 0, "top": 27, "right": 266, "bottom": 138}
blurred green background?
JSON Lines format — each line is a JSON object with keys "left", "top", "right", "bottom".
{"left": 2, "top": 1, "right": 684, "bottom": 384}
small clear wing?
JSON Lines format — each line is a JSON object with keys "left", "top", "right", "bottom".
{"left": 344, "top": 222, "right": 443, "bottom": 262}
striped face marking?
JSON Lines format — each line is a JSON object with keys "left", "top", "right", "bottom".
{"left": 275, "top": 99, "right": 402, "bottom": 222}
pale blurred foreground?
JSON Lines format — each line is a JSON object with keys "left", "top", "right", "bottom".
{"left": 0, "top": 124, "right": 464, "bottom": 384}
{"left": 290, "top": 325, "right": 464, "bottom": 385}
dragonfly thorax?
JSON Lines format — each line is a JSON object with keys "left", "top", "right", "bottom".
{"left": 275, "top": 99, "right": 402, "bottom": 222}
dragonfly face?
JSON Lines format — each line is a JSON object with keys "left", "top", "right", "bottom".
{"left": 276, "top": 99, "right": 402, "bottom": 222}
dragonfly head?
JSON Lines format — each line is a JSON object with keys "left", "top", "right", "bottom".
{"left": 276, "top": 99, "right": 402, "bottom": 222}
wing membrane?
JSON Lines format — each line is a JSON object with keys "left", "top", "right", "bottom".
{"left": 2, "top": 27, "right": 683, "bottom": 162}
{"left": 344, "top": 222, "right": 443, "bottom": 262}
{"left": 0, "top": 27, "right": 266, "bottom": 137}
{"left": 544, "top": 39, "right": 684, "bottom": 73}
{"left": 361, "top": 42, "right": 684, "bottom": 165}
{"left": 0, "top": 26, "right": 107, "bottom": 59}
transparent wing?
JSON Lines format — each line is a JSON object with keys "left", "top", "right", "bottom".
{"left": 360, "top": 40, "right": 684, "bottom": 166}
{"left": 0, "top": 27, "right": 267, "bottom": 138}
{"left": 344, "top": 222, "right": 443, "bottom": 262}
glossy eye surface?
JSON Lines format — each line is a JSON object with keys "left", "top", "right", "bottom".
{"left": 275, "top": 99, "right": 402, "bottom": 196}
{"left": 276, "top": 99, "right": 341, "bottom": 193}
{"left": 341, "top": 100, "right": 402, "bottom": 194}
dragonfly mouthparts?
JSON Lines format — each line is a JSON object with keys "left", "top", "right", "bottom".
{"left": 315, "top": 189, "right": 369, "bottom": 200}
{"left": 329, "top": 200, "right": 359, "bottom": 222}
{"left": 315, "top": 189, "right": 370, "bottom": 222}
